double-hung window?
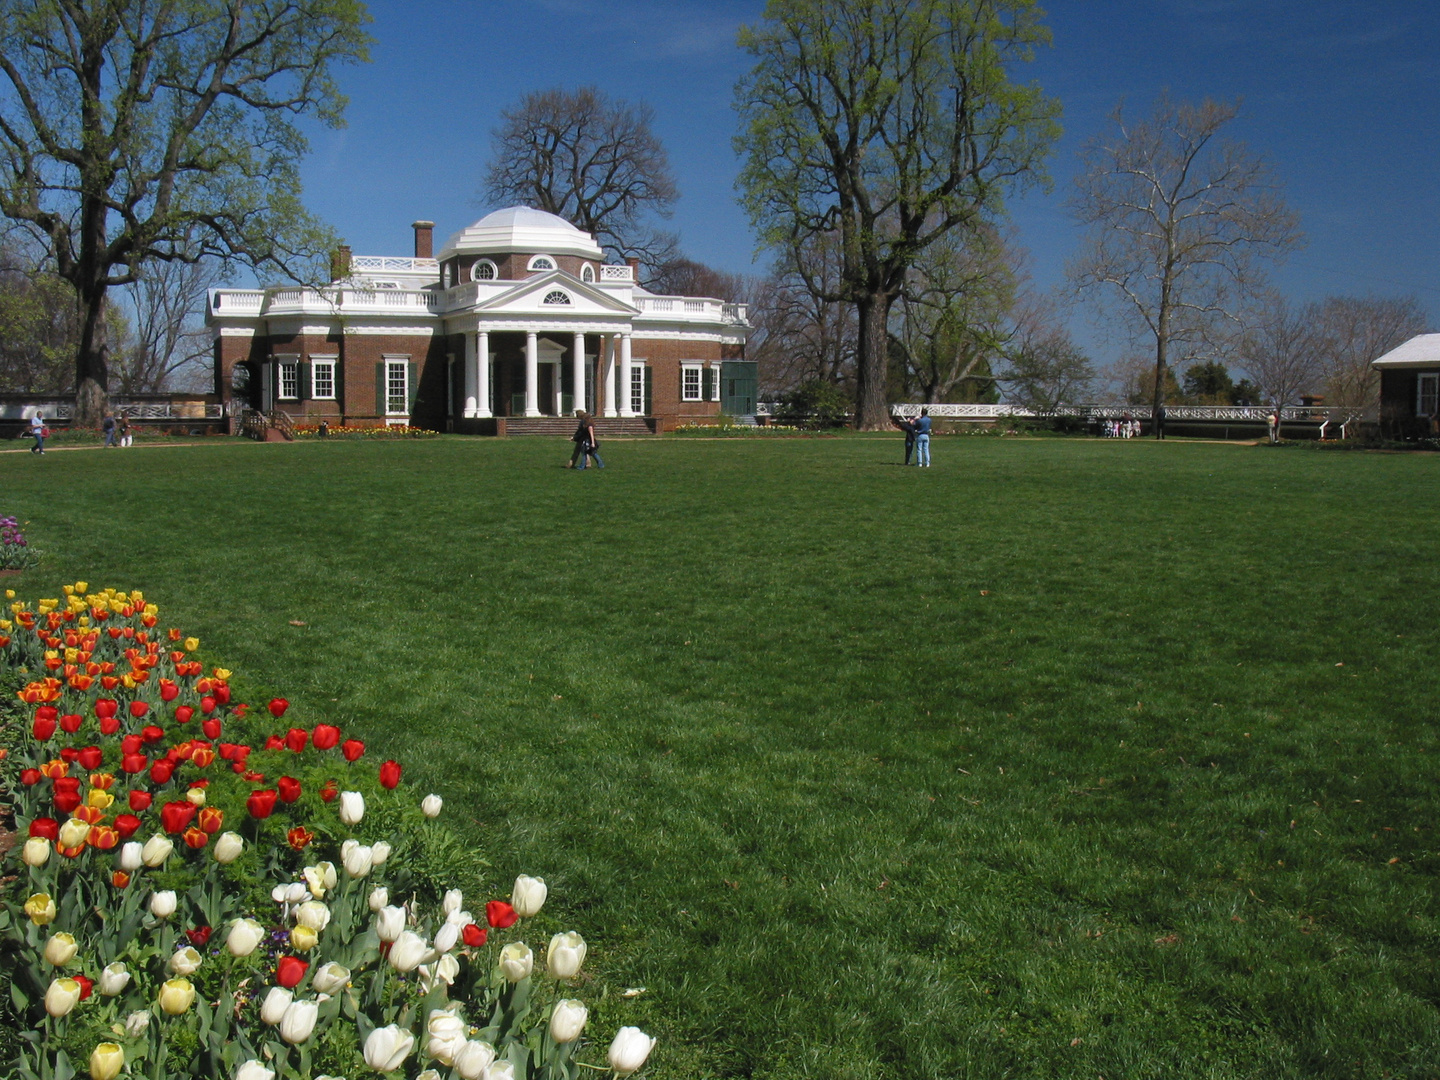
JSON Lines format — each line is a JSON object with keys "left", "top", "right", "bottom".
{"left": 277, "top": 359, "right": 299, "bottom": 401}
{"left": 1419, "top": 373, "right": 1439, "bottom": 418}
{"left": 630, "top": 364, "right": 646, "bottom": 415}
{"left": 386, "top": 359, "right": 409, "bottom": 415}
{"left": 681, "top": 364, "right": 703, "bottom": 402}
{"left": 310, "top": 357, "right": 336, "bottom": 400}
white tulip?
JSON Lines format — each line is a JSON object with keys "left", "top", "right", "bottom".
{"left": 550, "top": 999, "right": 588, "bottom": 1043}
{"left": 279, "top": 999, "right": 319, "bottom": 1045}
{"left": 608, "top": 1027, "right": 657, "bottom": 1076}
{"left": 141, "top": 834, "right": 173, "bottom": 867}
{"left": 433, "top": 921, "right": 460, "bottom": 954}
{"left": 498, "top": 942, "right": 533, "bottom": 982}
{"left": 271, "top": 884, "right": 291, "bottom": 904}
{"left": 547, "top": 931, "right": 587, "bottom": 979}
{"left": 168, "top": 946, "right": 203, "bottom": 975}
{"left": 416, "top": 1072, "right": 442, "bottom": 1080}
{"left": 227, "top": 918, "right": 266, "bottom": 957}
{"left": 421, "top": 794, "right": 443, "bottom": 818}
{"left": 454, "top": 1040, "right": 496, "bottom": 1080}
{"left": 149, "top": 889, "right": 177, "bottom": 919}
{"left": 295, "top": 900, "right": 331, "bottom": 932}
{"left": 371, "top": 841, "right": 392, "bottom": 865}
{"left": 43, "top": 932, "right": 77, "bottom": 966}
{"left": 442, "top": 889, "right": 463, "bottom": 915}
{"left": 98, "top": 962, "right": 131, "bottom": 997}
{"left": 446, "top": 907, "right": 474, "bottom": 928}
{"left": 286, "top": 881, "right": 311, "bottom": 904}
{"left": 342, "top": 843, "right": 374, "bottom": 879}
{"left": 125, "top": 1009, "right": 151, "bottom": 1037}
{"left": 375, "top": 905, "right": 406, "bottom": 942}
{"left": 426, "top": 1010, "right": 467, "bottom": 1065}
{"left": 234, "top": 1061, "right": 275, "bottom": 1080}
{"left": 511, "top": 875, "right": 547, "bottom": 918}
{"left": 186, "top": 786, "right": 206, "bottom": 806}
{"left": 418, "top": 953, "right": 460, "bottom": 993}
{"left": 118, "top": 841, "right": 143, "bottom": 872}
{"left": 303, "top": 863, "right": 337, "bottom": 897}
{"left": 368, "top": 886, "right": 390, "bottom": 912}
{"left": 310, "top": 962, "right": 351, "bottom": 994}
{"left": 363, "top": 1024, "right": 415, "bottom": 1072}
{"left": 389, "top": 931, "right": 429, "bottom": 973}
{"left": 58, "top": 817, "right": 90, "bottom": 849}
{"left": 338, "top": 791, "right": 364, "bottom": 825}
{"left": 44, "top": 978, "right": 81, "bottom": 1018}
{"left": 340, "top": 839, "right": 358, "bottom": 859}
{"left": 213, "top": 831, "right": 244, "bottom": 864}
{"left": 260, "top": 986, "right": 293, "bottom": 1026}
{"left": 22, "top": 836, "right": 50, "bottom": 866}
{"left": 481, "top": 1062, "right": 514, "bottom": 1080}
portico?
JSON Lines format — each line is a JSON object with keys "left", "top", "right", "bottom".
{"left": 461, "top": 326, "right": 634, "bottom": 419}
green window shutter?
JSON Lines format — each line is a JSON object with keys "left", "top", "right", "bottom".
{"left": 643, "top": 367, "right": 653, "bottom": 415}
{"left": 704, "top": 367, "right": 716, "bottom": 401}
{"left": 297, "top": 362, "right": 310, "bottom": 402}
{"left": 408, "top": 361, "right": 420, "bottom": 413}
{"left": 375, "top": 362, "right": 386, "bottom": 416}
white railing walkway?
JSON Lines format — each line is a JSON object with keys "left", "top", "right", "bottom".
{"left": 756, "top": 401, "right": 1367, "bottom": 424}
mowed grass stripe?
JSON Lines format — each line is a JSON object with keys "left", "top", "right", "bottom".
{"left": 2, "top": 435, "right": 1437, "bottom": 1078}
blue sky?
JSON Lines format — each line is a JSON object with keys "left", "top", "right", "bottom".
{"left": 299, "top": 1, "right": 1440, "bottom": 367}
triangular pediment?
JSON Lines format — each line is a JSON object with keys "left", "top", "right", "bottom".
{"left": 473, "top": 270, "right": 637, "bottom": 316}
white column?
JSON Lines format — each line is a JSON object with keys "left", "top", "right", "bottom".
{"left": 463, "top": 333, "right": 478, "bottom": 417}
{"left": 524, "top": 331, "right": 540, "bottom": 416}
{"left": 602, "top": 335, "right": 617, "bottom": 417}
{"left": 618, "top": 333, "right": 633, "bottom": 417}
{"left": 553, "top": 360, "right": 564, "bottom": 415}
{"left": 572, "top": 332, "right": 586, "bottom": 415}
{"left": 476, "top": 331, "right": 491, "bottom": 418}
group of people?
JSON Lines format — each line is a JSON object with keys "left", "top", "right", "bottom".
{"left": 892, "top": 409, "right": 933, "bottom": 466}
{"left": 102, "top": 412, "right": 133, "bottom": 448}
{"left": 1104, "top": 415, "right": 1141, "bottom": 438}
{"left": 568, "top": 411, "right": 604, "bottom": 469}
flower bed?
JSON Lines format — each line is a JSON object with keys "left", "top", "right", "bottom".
{"left": 0, "top": 583, "right": 653, "bottom": 1080}
{"left": 291, "top": 426, "right": 440, "bottom": 440}
{"left": 1, "top": 516, "right": 41, "bottom": 571}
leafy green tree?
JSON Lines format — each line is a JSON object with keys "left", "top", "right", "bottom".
{"left": 1182, "top": 361, "right": 1235, "bottom": 404}
{"left": 734, "top": 0, "right": 1060, "bottom": 429}
{"left": 0, "top": 0, "right": 371, "bottom": 420}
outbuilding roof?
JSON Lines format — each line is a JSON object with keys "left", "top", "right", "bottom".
{"left": 1372, "top": 333, "right": 1440, "bottom": 369}
{"left": 437, "top": 206, "right": 604, "bottom": 262}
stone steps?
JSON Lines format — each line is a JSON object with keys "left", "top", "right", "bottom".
{"left": 501, "top": 417, "right": 656, "bottom": 437}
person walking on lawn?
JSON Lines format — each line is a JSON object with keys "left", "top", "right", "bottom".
{"left": 913, "top": 408, "right": 932, "bottom": 467}
{"left": 29, "top": 413, "right": 46, "bottom": 453}
{"left": 102, "top": 413, "right": 117, "bottom": 447}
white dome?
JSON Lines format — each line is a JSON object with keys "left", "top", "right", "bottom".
{"left": 437, "top": 206, "right": 603, "bottom": 261}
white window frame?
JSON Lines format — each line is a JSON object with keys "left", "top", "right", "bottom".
{"left": 471, "top": 259, "right": 497, "bottom": 282}
{"left": 1418, "top": 373, "right": 1439, "bottom": 418}
{"left": 310, "top": 356, "right": 337, "bottom": 400}
{"left": 681, "top": 363, "right": 703, "bottom": 402}
{"left": 527, "top": 253, "right": 557, "bottom": 272}
{"left": 709, "top": 362, "right": 722, "bottom": 401}
{"left": 277, "top": 358, "right": 299, "bottom": 401}
{"left": 542, "top": 290, "right": 572, "bottom": 306}
{"left": 580, "top": 263, "right": 595, "bottom": 282}
{"left": 385, "top": 357, "right": 410, "bottom": 416}
{"left": 630, "top": 362, "right": 646, "bottom": 415}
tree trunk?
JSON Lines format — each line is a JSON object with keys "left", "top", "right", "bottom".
{"left": 1152, "top": 302, "right": 1168, "bottom": 441}
{"left": 75, "top": 283, "right": 110, "bottom": 425}
{"left": 853, "top": 293, "right": 894, "bottom": 430}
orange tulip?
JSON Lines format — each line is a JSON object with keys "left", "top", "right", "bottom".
{"left": 89, "top": 826, "right": 119, "bottom": 850}
{"left": 112, "top": 871, "right": 130, "bottom": 889}
{"left": 89, "top": 772, "right": 115, "bottom": 790}
{"left": 182, "top": 827, "right": 208, "bottom": 850}
{"left": 197, "top": 807, "right": 223, "bottom": 834}
{"left": 40, "top": 760, "right": 69, "bottom": 779}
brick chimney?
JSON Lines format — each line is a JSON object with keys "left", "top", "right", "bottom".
{"left": 626, "top": 256, "right": 640, "bottom": 279}
{"left": 331, "top": 244, "right": 352, "bottom": 281}
{"left": 412, "top": 220, "right": 434, "bottom": 259}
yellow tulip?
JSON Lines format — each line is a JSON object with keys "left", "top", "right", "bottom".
{"left": 87, "top": 789, "right": 115, "bottom": 810}
{"left": 25, "top": 893, "right": 57, "bottom": 926}
{"left": 184, "top": 637, "right": 199, "bottom": 651}
{"left": 121, "top": 674, "right": 136, "bottom": 690}
{"left": 157, "top": 978, "right": 195, "bottom": 1015}
{"left": 62, "top": 586, "right": 74, "bottom": 596}
{"left": 75, "top": 581, "right": 89, "bottom": 593}
{"left": 4, "top": 589, "right": 14, "bottom": 599}
{"left": 290, "top": 926, "right": 319, "bottom": 952}
{"left": 213, "top": 667, "right": 232, "bottom": 680}
{"left": 89, "top": 1043, "right": 124, "bottom": 1080}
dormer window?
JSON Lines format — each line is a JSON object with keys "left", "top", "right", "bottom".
{"left": 542, "top": 290, "right": 572, "bottom": 305}
{"left": 471, "top": 259, "right": 497, "bottom": 282}
{"left": 527, "top": 254, "right": 556, "bottom": 272}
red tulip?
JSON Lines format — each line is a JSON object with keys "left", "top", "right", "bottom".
{"left": 463, "top": 923, "right": 488, "bottom": 948}
{"left": 277, "top": 776, "right": 302, "bottom": 803}
{"left": 53, "top": 776, "right": 81, "bottom": 794}
{"left": 213, "top": 684, "right": 231, "bottom": 705}
{"left": 160, "top": 801, "right": 197, "bottom": 834}
{"left": 128, "top": 790, "right": 153, "bottom": 812}
{"left": 150, "top": 760, "right": 175, "bottom": 785}
{"left": 202, "top": 718, "right": 221, "bottom": 740}
{"left": 99, "top": 715, "right": 120, "bottom": 736}
{"left": 173, "top": 705, "right": 194, "bottom": 724}
{"left": 159, "top": 680, "right": 179, "bottom": 702}
{"left": 142, "top": 725, "right": 164, "bottom": 743}
{"left": 285, "top": 728, "right": 308, "bottom": 753}
{"left": 268, "top": 698, "right": 290, "bottom": 719}
{"left": 486, "top": 900, "right": 518, "bottom": 929}
{"left": 121, "top": 753, "right": 148, "bottom": 775}
{"left": 114, "top": 814, "right": 142, "bottom": 838}
{"left": 264, "top": 735, "right": 285, "bottom": 751}
{"left": 287, "top": 826, "right": 314, "bottom": 850}
{"left": 29, "top": 817, "right": 59, "bottom": 840}
{"left": 231, "top": 702, "right": 249, "bottom": 718}
{"left": 20, "top": 768, "right": 41, "bottom": 785}
{"left": 198, "top": 806, "right": 224, "bottom": 833}
{"left": 74, "top": 975, "right": 94, "bottom": 1001}
{"left": 129, "top": 701, "right": 150, "bottom": 719}
{"left": 32, "top": 714, "right": 56, "bottom": 740}
{"left": 320, "top": 779, "right": 339, "bottom": 803}
{"left": 378, "top": 760, "right": 402, "bottom": 790}
{"left": 94, "top": 699, "right": 118, "bottom": 720}
{"left": 341, "top": 739, "right": 365, "bottom": 762}
{"left": 186, "top": 926, "right": 213, "bottom": 948}
{"left": 218, "top": 743, "right": 239, "bottom": 761}
{"left": 58, "top": 713, "right": 83, "bottom": 734}
{"left": 200, "top": 696, "right": 217, "bottom": 714}
{"left": 246, "top": 789, "right": 278, "bottom": 819}
{"left": 183, "top": 826, "right": 208, "bottom": 849}
{"left": 311, "top": 724, "right": 340, "bottom": 751}
{"left": 276, "top": 956, "right": 308, "bottom": 989}
{"left": 121, "top": 734, "right": 143, "bottom": 754}
{"left": 59, "top": 747, "right": 79, "bottom": 763}
{"left": 35, "top": 705, "right": 58, "bottom": 725}
{"left": 77, "top": 746, "right": 103, "bottom": 770}
{"left": 53, "top": 791, "right": 82, "bottom": 814}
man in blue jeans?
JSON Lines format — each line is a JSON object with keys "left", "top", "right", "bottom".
{"left": 913, "top": 408, "right": 931, "bottom": 466}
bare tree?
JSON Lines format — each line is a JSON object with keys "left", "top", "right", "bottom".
{"left": 645, "top": 256, "right": 749, "bottom": 303}
{"left": 748, "top": 232, "right": 856, "bottom": 397}
{"left": 1311, "top": 295, "right": 1428, "bottom": 413}
{"left": 483, "top": 87, "right": 678, "bottom": 267}
{"left": 1238, "top": 296, "right": 1323, "bottom": 441}
{"left": 1069, "top": 94, "right": 1303, "bottom": 436}
{"left": 999, "top": 296, "right": 1094, "bottom": 410}
{"left": 111, "top": 256, "right": 228, "bottom": 394}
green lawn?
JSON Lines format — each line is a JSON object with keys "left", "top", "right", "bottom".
{"left": 3, "top": 434, "right": 1439, "bottom": 1079}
